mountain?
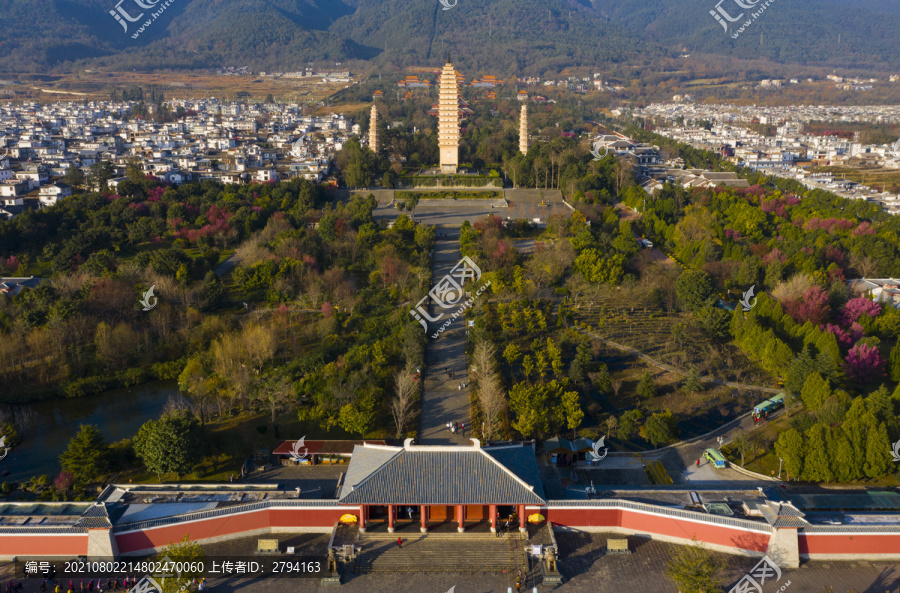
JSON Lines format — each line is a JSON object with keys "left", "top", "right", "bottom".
{"left": 580, "top": 0, "right": 900, "bottom": 70}
{"left": 0, "top": 0, "right": 897, "bottom": 74}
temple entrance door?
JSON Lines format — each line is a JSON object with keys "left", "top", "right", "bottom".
{"left": 429, "top": 505, "right": 454, "bottom": 521}
{"left": 466, "top": 505, "right": 486, "bottom": 521}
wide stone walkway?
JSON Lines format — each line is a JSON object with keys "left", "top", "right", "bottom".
{"left": 418, "top": 228, "right": 474, "bottom": 445}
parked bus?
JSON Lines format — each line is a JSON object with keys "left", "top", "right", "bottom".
{"left": 752, "top": 393, "right": 785, "bottom": 423}
{"left": 704, "top": 448, "right": 727, "bottom": 469}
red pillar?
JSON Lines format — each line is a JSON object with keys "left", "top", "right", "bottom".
{"left": 420, "top": 505, "right": 428, "bottom": 533}
{"left": 456, "top": 504, "right": 465, "bottom": 533}
{"left": 388, "top": 504, "right": 395, "bottom": 533}
{"left": 518, "top": 505, "right": 527, "bottom": 533}
{"left": 489, "top": 504, "right": 498, "bottom": 533}
{"left": 359, "top": 505, "right": 367, "bottom": 533}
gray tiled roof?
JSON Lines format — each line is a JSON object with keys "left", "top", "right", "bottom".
{"left": 339, "top": 444, "right": 546, "bottom": 506}
{"left": 760, "top": 502, "right": 809, "bottom": 528}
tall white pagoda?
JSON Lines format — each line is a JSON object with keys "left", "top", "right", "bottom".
{"left": 519, "top": 104, "right": 529, "bottom": 155}
{"left": 438, "top": 54, "right": 460, "bottom": 174}
{"left": 368, "top": 105, "right": 380, "bottom": 153}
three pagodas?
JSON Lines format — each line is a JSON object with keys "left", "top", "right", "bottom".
{"left": 370, "top": 54, "right": 529, "bottom": 173}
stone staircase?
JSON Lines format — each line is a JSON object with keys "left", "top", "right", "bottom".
{"left": 353, "top": 531, "right": 529, "bottom": 574}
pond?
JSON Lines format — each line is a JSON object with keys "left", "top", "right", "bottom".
{"left": 0, "top": 381, "right": 177, "bottom": 483}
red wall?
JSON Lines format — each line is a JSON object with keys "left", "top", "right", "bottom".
{"left": 116, "top": 507, "right": 351, "bottom": 554}
{"left": 799, "top": 533, "right": 900, "bottom": 555}
{"left": 545, "top": 507, "right": 770, "bottom": 553}
{"left": 0, "top": 535, "right": 88, "bottom": 557}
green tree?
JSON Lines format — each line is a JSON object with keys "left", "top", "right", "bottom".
{"left": 522, "top": 354, "right": 534, "bottom": 380}
{"left": 800, "top": 372, "right": 831, "bottom": 412}
{"left": 802, "top": 424, "right": 833, "bottom": 482}
{"left": 504, "top": 343, "right": 521, "bottom": 367}
{"left": 828, "top": 429, "right": 856, "bottom": 483}
{"left": 696, "top": 306, "right": 731, "bottom": 341}
{"left": 59, "top": 425, "right": 110, "bottom": 486}
{"left": 133, "top": 413, "right": 204, "bottom": 480}
{"left": 592, "top": 363, "right": 613, "bottom": 396}
{"left": 665, "top": 540, "right": 725, "bottom": 593}
{"left": 636, "top": 372, "right": 657, "bottom": 399}
{"left": 618, "top": 409, "right": 644, "bottom": 440}
{"left": 774, "top": 428, "right": 804, "bottom": 480}
{"left": 643, "top": 410, "right": 678, "bottom": 447}
{"left": 864, "top": 420, "right": 892, "bottom": 478}
{"left": 155, "top": 536, "right": 206, "bottom": 593}
{"left": 889, "top": 342, "right": 900, "bottom": 382}
{"left": 676, "top": 269, "right": 715, "bottom": 312}
{"left": 561, "top": 390, "right": 584, "bottom": 438}
{"left": 684, "top": 366, "right": 703, "bottom": 393}
{"left": 63, "top": 166, "right": 85, "bottom": 189}
{"left": 87, "top": 161, "right": 116, "bottom": 191}
{"left": 568, "top": 340, "right": 592, "bottom": 388}
{"left": 338, "top": 395, "right": 377, "bottom": 438}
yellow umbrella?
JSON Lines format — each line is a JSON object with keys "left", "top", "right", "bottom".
{"left": 339, "top": 514, "right": 359, "bottom": 524}
{"left": 527, "top": 513, "right": 545, "bottom": 524}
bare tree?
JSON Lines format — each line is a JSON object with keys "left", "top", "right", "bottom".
{"left": 472, "top": 340, "right": 498, "bottom": 384}
{"left": 611, "top": 380, "right": 623, "bottom": 397}
{"left": 605, "top": 415, "right": 619, "bottom": 439}
{"left": 257, "top": 377, "right": 294, "bottom": 424}
{"left": 391, "top": 371, "right": 418, "bottom": 439}
{"left": 730, "top": 430, "right": 753, "bottom": 466}
{"left": 478, "top": 372, "right": 506, "bottom": 441}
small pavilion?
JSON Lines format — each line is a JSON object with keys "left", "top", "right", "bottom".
{"left": 338, "top": 439, "right": 546, "bottom": 533}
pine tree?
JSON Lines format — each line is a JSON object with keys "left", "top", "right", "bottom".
{"left": 864, "top": 420, "right": 892, "bottom": 479}
{"left": 592, "top": 363, "right": 612, "bottom": 396}
{"left": 684, "top": 366, "right": 703, "bottom": 393}
{"left": 786, "top": 345, "right": 817, "bottom": 396}
{"left": 802, "top": 424, "right": 833, "bottom": 482}
{"left": 637, "top": 372, "right": 657, "bottom": 399}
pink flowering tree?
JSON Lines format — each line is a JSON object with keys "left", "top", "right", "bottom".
{"left": 840, "top": 297, "right": 882, "bottom": 326}
{"left": 843, "top": 343, "right": 885, "bottom": 381}
{"left": 54, "top": 471, "right": 75, "bottom": 495}
{"left": 784, "top": 286, "right": 830, "bottom": 325}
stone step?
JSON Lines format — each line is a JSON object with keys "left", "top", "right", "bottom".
{"left": 353, "top": 536, "right": 528, "bottom": 574}
{"left": 359, "top": 531, "right": 525, "bottom": 541}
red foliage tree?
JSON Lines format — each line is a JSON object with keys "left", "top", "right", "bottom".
{"left": 843, "top": 343, "right": 885, "bottom": 381}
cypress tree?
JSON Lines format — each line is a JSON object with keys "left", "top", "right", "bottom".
{"left": 774, "top": 428, "right": 804, "bottom": 480}
{"left": 864, "top": 420, "right": 892, "bottom": 479}
{"left": 802, "top": 424, "right": 834, "bottom": 483}
{"left": 889, "top": 342, "right": 900, "bottom": 382}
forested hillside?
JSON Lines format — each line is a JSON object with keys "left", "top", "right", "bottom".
{"left": 3, "top": 0, "right": 896, "bottom": 74}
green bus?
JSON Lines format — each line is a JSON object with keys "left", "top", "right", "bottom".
{"left": 704, "top": 448, "right": 727, "bottom": 469}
